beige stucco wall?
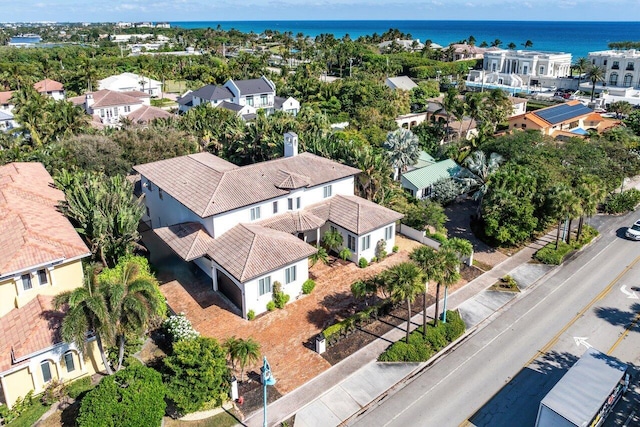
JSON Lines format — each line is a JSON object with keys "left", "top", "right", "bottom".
{"left": 1, "top": 340, "right": 104, "bottom": 408}
{"left": 0, "top": 259, "right": 85, "bottom": 317}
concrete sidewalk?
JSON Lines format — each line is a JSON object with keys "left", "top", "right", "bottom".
{"left": 242, "top": 231, "right": 558, "bottom": 427}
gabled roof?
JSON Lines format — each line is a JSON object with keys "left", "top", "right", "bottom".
{"left": 258, "top": 210, "right": 326, "bottom": 234}
{"left": 401, "top": 159, "right": 462, "bottom": 190}
{"left": 191, "top": 85, "right": 234, "bottom": 101}
{"left": 0, "top": 110, "right": 13, "bottom": 121}
{"left": 34, "top": 78, "right": 64, "bottom": 93}
{"left": 531, "top": 100, "right": 594, "bottom": 126}
{"left": 154, "top": 222, "right": 215, "bottom": 261}
{"left": 134, "top": 152, "right": 360, "bottom": 217}
{"left": 126, "top": 105, "right": 172, "bottom": 123}
{"left": 98, "top": 72, "right": 161, "bottom": 91}
{"left": 0, "top": 163, "right": 90, "bottom": 277}
{"left": 0, "top": 91, "right": 14, "bottom": 105}
{"left": 233, "top": 77, "right": 275, "bottom": 95}
{"left": 209, "top": 223, "right": 317, "bottom": 283}
{"left": 218, "top": 101, "right": 244, "bottom": 112}
{"left": 176, "top": 91, "right": 194, "bottom": 107}
{"left": 0, "top": 295, "right": 62, "bottom": 372}
{"left": 386, "top": 76, "right": 418, "bottom": 91}
{"left": 308, "top": 195, "right": 404, "bottom": 235}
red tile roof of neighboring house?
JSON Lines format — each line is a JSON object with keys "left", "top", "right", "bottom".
{"left": 0, "top": 295, "right": 63, "bottom": 372}
{"left": 89, "top": 90, "right": 144, "bottom": 108}
{"left": 0, "top": 91, "right": 14, "bottom": 105}
{"left": 33, "top": 79, "right": 64, "bottom": 93}
{"left": 0, "top": 163, "right": 90, "bottom": 277}
{"left": 126, "top": 105, "right": 172, "bottom": 123}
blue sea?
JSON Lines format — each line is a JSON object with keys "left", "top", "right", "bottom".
{"left": 169, "top": 20, "right": 640, "bottom": 59}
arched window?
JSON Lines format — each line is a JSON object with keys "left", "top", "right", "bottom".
{"left": 63, "top": 351, "right": 76, "bottom": 373}
{"left": 41, "top": 360, "right": 52, "bottom": 383}
{"left": 623, "top": 74, "right": 633, "bottom": 87}
{"left": 609, "top": 73, "right": 618, "bottom": 86}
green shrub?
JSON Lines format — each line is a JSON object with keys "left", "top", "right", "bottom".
{"left": 163, "top": 337, "right": 229, "bottom": 415}
{"left": 272, "top": 281, "right": 290, "bottom": 309}
{"left": 42, "top": 379, "right": 68, "bottom": 405}
{"left": 67, "top": 376, "right": 94, "bottom": 399}
{"left": 603, "top": 189, "right": 640, "bottom": 214}
{"left": 339, "top": 248, "right": 352, "bottom": 261}
{"left": 375, "top": 239, "right": 387, "bottom": 260}
{"left": 535, "top": 241, "right": 573, "bottom": 265}
{"left": 302, "top": 279, "right": 316, "bottom": 294}
{"left": 577, "top": 224, "right": 599, "bottom": 245}
{"left": 378, "top": 341, "right": 421, "bottom": 362}
{"left": 443, "top": 310, "right": 466, "bottom": 342}
{"left": 266, "top": 301, "right": 276, "bottom": 311}
{"left": 370, "top": 256, "right": 378, "bottom": 263}
{"left": 426, "top": 232, "right": 448, "bottom": 244}
{"left": 78, "top": 364, "right": 166, "bottom": 427}
{"left": 247, "top": 310, "right": 256, "bottom": 320}
{"left": 392, "top": 245, "right": 399, "bottom": 253}
{"left": 0, "top": 391, "right": 35, "bottom": 424}
{"left": 358, "top": 257, "right": 368, "bottom": 268}
{"left": 425, "top": 326, "right": 448, "bottom": 351}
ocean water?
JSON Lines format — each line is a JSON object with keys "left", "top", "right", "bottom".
{"left": 169, "top": 20, "right": 640, "bottom": 59}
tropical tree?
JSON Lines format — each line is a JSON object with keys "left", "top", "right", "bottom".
{"left": 322, "top": 229, "right": 343, "bottom": 254}
{"left": 507, "top": 42, "right": 517, "bottom": 50}
{"left": 53, "top": 264, "right": 114, "bottom": 375}
{"left": 463, "top": 150, "right": 504, "bottom": 216}
{"left": 523, "top": 40, "right": 533, "bottom": 49}
{"left": 351, "top": 278, "right": 378, "bottom": 306}
{"left": 410, "top": 246, "right": 441, "bottom": 336}
{"left": 572, "top": 57, "right": 590, "bottom": 87}
{"left": 99, "top": 256, "right": 165, "bottom": 371}
{"left": 383, "top": 262, "right": 424, "bottom": 343}
{"left": 585, "top": 65, "right": 605, "bottom": 102}
{"left": 433, "top": 247, "right": 461, "bottom": 326}
{"left": 574, "top": 175, "right": 606, "bottom": 240}
{"left": 225, "top": 337, "right": 260, "bottom": 382}
{"left": 384, "top": 128, "right": 421, "bottom": 181}
{"left": 55, "top": 170, "right": 145, "bottom": 267}
{"left": 545, "top": 184, "right": 581, "bottom": 248}
{"left": 609, "top": 101, "right": 633, "bottom": 119}
{"left": 310, "top": 246, "right": 330, "bottom": 266}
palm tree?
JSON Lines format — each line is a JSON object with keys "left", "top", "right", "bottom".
{"left": 463, "top": 150, "right": 504, "bottom": 217}
{"left": 440, "top": 238, "right": 472, "bottom": 322}
{"left": 322, "top": 229, "right": 343, "bottom": 254}
{"left": 575, "top": 176, "right": 605, "bottom": 240}
{"left": 53, "top": 265, "right": 114, "bottom": 375}
{"left": 384, "top": 128, "right": 421, "bottom": 181}
{"left": 436, "top": 87, "right": 462, "bottom": 142}
{"left": 585, "top": 65, "right": 605, "bottom": 102}
{"left": 227, "top": 337, "right": 260, "bottom": 382}
{"left": 609, "top": 101, "right": 633, "bottom": 119}
{"left": 433, "top": 247, "right": 461, "bottom": 326}
{"left": 351, "top": 278, "right": 378, "bottom": 306}
{"left": 546, "top": 184, "right": 581, "bottom": 248}
{"left": 383, "top": 262, "right": 424, "bottom": 343}
{"left": 410, "top": 246, "right": 442, "bottom": 337}
{"left": 99, "top": 257, "right": 165, "bottom": 371}
{"left": 573, "top": 57, "right": 590, "bottom": 87}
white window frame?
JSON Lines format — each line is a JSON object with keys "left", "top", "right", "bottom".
{"left": 64, "top": 352, "right": 76, "bottom": 373}
{"left": 273, "top": 201, "right": 278, "bottom": 214}
{"left": 347, "top": 235, "right": 356, "bottom": 251}
{"left": 259, "top": 276, "right": 271, "bottom": 296}
{"left": 285, "top": 266, "right": 297, "bottom": 284}
{"left": 323, "top": 185, "right": 332, "bottom": 198}
{"left": 296, "top": 197, "right": 301, "bottom": 209}
{"left": 38, "top": 269, "right": 48, "bottom": 286}
{"left": 361, "top": 235, "right": 371, "bottom": 251}
{"left": 21, "top": 273, "right": 32, "bottom": 291}
{"left": 385, "top": 225, "right": 393, "bottom": 240}
{"left": 250, "top": 206, "right": 261, "bottom": 221}
{"left": 41, "top": 360, "right": 52, "bottom": 383}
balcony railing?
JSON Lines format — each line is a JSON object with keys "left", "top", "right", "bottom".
{"left": 611, "top": 65, "right": 619, "bottom": 70}
{"left": 626, "top": 66, "right": 635, "bottom": 71}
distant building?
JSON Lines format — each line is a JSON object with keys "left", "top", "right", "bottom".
{"left": 508, "top": 100, "right": 603, "bottom": 138}
{"left": 98, "top": 72, "right": 162, "bottom": 97}
{"left": 33, "top": 78, "right": 65, "bottom": 101}
{"left": 586, "top": 49, "right": 640, "bottom": 91}
{"left": 155, "top": 22, "right": 170, "bottom": 29}
{"left": 385, "top": 76, "right": 418, "bottom": 91}
{"left": 379, "top": 39, "right": 424, "bottom": 52}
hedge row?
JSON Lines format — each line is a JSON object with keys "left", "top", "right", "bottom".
{"left": 321, "top": 300, "right": 398, "bottom": 346}
{"left": 378, "top": 310, "right": 466, "bottom": 362}
{"left": 534, "top": 225, "right": 599, "bottom": 265}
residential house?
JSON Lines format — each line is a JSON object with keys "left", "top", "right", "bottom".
{"left": 378, "top": 39, "right": 425, "bottom": 52}
{"left": 584, "top": 49, "right": 640, "bottom": 99}
{"left": 134, "top": 133, "right": 402, "bottom": 318}
{"left": 125, "top": 104, "right": 172, "bottom": 124}
{"left": 0, "top": 163, "right": 103, "bottom": 408}
{"left": 400, "top": 152, "right": 462, "bottom": 199}
{"left": 467, "top": 49, "right": 572, "bottom": 90}
{"left": 0, "top": 91, "right": 13, "bottom": 112}
{"left": 33, "top": 79, "right": 65, "bottom": 101}
{"left": 98, "top": 72, "right": 163, "bottom": 97}
{"left": 70, "top": 89, "right": 171, "bottom": 127}
{"left": 0, "top": 110, "right": 15, "bottom": 131}
{"left": 178, "top": 76, "right": 299, "bottom": 119}
{"left": 155, "top": 22, "right": 171, "bottom": 29}
{"left": 508, "top": 100, "right": 601, "bottom": 138}
{"left": 385, "top": 76, "right": 418, "bottom": 91}
{"left": 449, "top": 43, "right": 492, "bottom": 61}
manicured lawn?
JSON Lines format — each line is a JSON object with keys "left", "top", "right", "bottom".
{"left": 7, "top": 402, "right": 50, "bottom": 427}
{"left": 164, "top": 410, "right": 240, "bottom": 427}
{"left": 164, "top": 79, "right": 188, "bottom": 94}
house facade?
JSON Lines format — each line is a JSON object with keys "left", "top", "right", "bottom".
{"left": 98, "top": 72, "right": 163, "bottom": 97}
{"left": 508, "top": 100, "right": 600, "bottom": 138}
{"left": 178, "top": 76, "right": 299, "bottom": 118}
{"left": 0, "top": 163, "right": 103, "bottom": 408}
{"left": 468, "top": 49, "right": 572, "bottom": 89}
{"left": 400, "top": 152, "right": 462, "bottom": 199}
{"left": 587, "top": 49, "right": 640, "bottom": 89}
{"left": 135, "top": 133, "right": 402, "bottom": 318}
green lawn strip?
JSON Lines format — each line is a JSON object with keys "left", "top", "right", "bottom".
{"left": 7, "top": 402, "right": 50, "bottom": 427}
{"left": 164, "top": 410, "right": 240, "bottom": 427}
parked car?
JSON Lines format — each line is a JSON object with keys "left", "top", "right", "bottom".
{"left": 625, "top": 219, "right": 640, "bottom": 240}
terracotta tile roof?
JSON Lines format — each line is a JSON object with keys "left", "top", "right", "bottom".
{"left": 121, "top": 90, "right": 151, "bottom": 99}
{"left": 154, "top": 223, "right": 215, "bottom": 261}
{"left": 0, "top": 91, "right": 14, "bottom": 105}
{"left": 258, "top": 210, "right": 326, "bottom": 234}
{"left": 134, "top": 152, "right": 360, "bottom": 217}
{"left": 0, "top": 295, "right": 63, "bottom": 372}
{"left": 0, "top": 163, "right": 90, "bottom": 277}
{"left": 126, "top": 105, "right": 172, "bottom": 123}
{"left": 209, "top": 224, "right": 317, "bottom": 283}
{"left": 68, "top": 94, "right": 85, "bottom": 106}
{"left": 89, "top": 90, "right": 144, "bottom": 108}
{"left": 33, "top": 79, "right": 64, "bottom": 93}
{"left": 586, "top": 113, "right": 604, "bottom": 122}
{"left": 308, "top": 195, "right": 404, "bottom": 235}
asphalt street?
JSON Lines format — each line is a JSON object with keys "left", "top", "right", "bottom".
{"left": 348, "top": 213, "right": 640, "bottom": 427}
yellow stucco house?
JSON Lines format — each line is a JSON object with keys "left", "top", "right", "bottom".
{"left": 0, "top": 162, "right": 104, "bottom": 408}
{"left": 508, "top": 100, "right": 604, "bottom": 139}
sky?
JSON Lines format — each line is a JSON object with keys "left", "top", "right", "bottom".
{"left": 1, "top": 0, "right": 637, "bottom": 23}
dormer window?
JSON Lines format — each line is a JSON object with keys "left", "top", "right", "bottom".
{"left": 21, "top": 273, "right": 32, "bottom": 290}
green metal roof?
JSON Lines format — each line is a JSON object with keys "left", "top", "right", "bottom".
{"left": 401, "top": 159, "right": 461, "bottom": 190}
{"left": 413, "top": 151, "right": 436, "bottom": 169}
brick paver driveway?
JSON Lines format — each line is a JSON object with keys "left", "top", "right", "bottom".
{"left": 152, "top": 231, "right": 423, "bottom": 395}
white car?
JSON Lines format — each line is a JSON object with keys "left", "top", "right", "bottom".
{"left": 626, "top": 220, "right": 640, "bottom": 240}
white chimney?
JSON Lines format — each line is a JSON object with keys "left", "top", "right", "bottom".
{"left": 86, "top": 92, "right": 94, "bottom": 110}
{"left": 284, "top": 132, "right": 298, "bottom": 157}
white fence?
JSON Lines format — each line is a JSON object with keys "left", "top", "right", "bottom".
{"left": 399, "top": 224, "right": 473, "bottom": 266}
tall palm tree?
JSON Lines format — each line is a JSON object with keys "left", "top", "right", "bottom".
{"left": 463, "top": 150, "right": 504, "bottom": 217}
{"left": 384, "top": 262, "right": 425, "bottom": 343}
{"left": 99, "top": 257, "right": 165, "bottom": 371}
{"left": 53, "top": 265, "right": 114, "bottom": 375}
{"left": 226, "top": 337, "right": 261, "bottom": 382}
{"left": 434, "top": 247, "right": 461, "bottom": 326}
{"left": 573, "top": 57, "right": 590, "bottom": 88}
{"left": 585, "top": 65, "right": 605, "bottom": 102}
{"left": 351, "top": 278, "right": 378, "bottom": 306}
{"left": 410, "top": 246, "right": 442, "bottom": 337}
{"left": 384, "top": 128, "right": 421, "bottom": 181}
{"left": 575, "top": 176, "right": 605, "bottom": 240}
{"left": 546, "top": 184, "right": 581, "bottom": 249}
{"left": 439, "top": 238, "right": 472, "bottom": 322}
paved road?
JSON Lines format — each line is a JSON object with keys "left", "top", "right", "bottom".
{"left": 349, "top": 214, "right": 640, "bottom": 427}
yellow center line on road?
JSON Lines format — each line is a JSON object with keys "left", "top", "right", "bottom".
{"left": 608, "top": 310, "right": 640, "bottom": 355}
{"left": 525, "top": 255, "right": 640, "bottom": 367}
